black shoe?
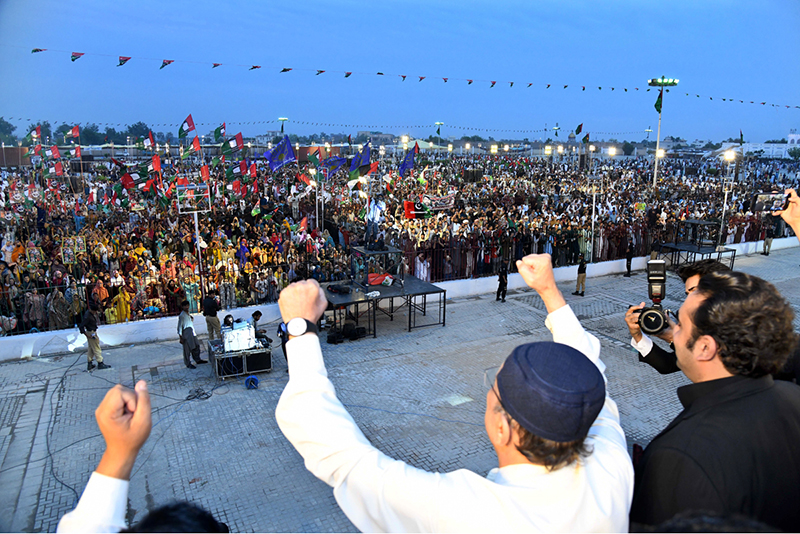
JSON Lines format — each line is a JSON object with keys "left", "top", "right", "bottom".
{"left": 496, "top": 297, "right": 501, "bottom": 301}
{"left": 96, "top": 362, "right": 111, "bottom": 370}
{"left": 623, "top": 273, "right": 631, "bottom": 277}
{"left": 501, "top": 299, "right": 505, "bottom": 303}
{"left": 580, "top": 292, "right": 584, "bottom": 297}
{"left": 265, "top": 337, "right": 274, "bottom": 344}
{"left": 187, "top": 364, "right": 197, "bottom": 369}
{"left": 88, "top": 362, "right": 95, "bottom": 371}
{"left": 196, "top": 359, "right": 208, "bottom": 364}
{"left": 572, "top": 291, "right": 580, "bottom": 296}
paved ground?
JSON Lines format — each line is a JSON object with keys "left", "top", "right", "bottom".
{"left": 1, "top": 247, "right": 798, "bottom": 532}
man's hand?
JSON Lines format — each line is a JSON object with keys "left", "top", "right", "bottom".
{"left": 625, "top": 303, "right": 645, "bottom": 343}
{"left": 776, "top": 189, "right": 800, "bottom": 237}
{"left": 95, "top": 381, "right": 152, "bottom": 480}
{"left": 278, "top": 279, "right": 327, "bottom": 325}
{"left": 516, "top": 254, "right": 566, "bottom": 313}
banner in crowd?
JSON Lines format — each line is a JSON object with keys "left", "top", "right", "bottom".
{"left": 422, "top": 193, "right": 455, "bottom": 211}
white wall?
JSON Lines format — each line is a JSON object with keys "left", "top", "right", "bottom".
{"left": 2, "top": 236, "right": 796, "bottom": 361}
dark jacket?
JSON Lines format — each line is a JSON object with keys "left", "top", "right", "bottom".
{"left": 79, "top": 309, "right": 98, "bottom": 334}
{"left": 202, "top": 295, "right": 220, "bottom": 317}
{"left": 630, "top": 374, "right": 800, "bottom": 531}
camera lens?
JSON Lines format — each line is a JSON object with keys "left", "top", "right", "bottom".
{"left": 640, "top": 308, "right": 667, "bottom": 335}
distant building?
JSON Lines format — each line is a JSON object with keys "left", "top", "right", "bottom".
{"left": 357, "top": 131, "right": 395, "bottom": 145}
{"left": 789, "top": 129, "right": 799, "bottom": 145}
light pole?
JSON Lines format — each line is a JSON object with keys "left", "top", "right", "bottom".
{"left": 278, "top": 117, "right": 288, "bottom": 135}
{"left": 589, "top": 144, "right": 595, "bottom": 175}
{"left": 1, "top": 142, "right": 5, "bottom": 169}
{"left": 435, "top": 121, "right": 444, "bottom": 147}
{"left": 608, "top": 146, "right": 617, "bottom": 158}
{"left": 717, "top": 150, "right": 736, "bottom": 250}
{"left": 648, "top": 76, "right": 679, "bottom": 188}
{"left": 18, "top": 141, "right": 22, "bottom": 167}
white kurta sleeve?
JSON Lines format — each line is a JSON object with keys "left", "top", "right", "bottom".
{"left": 56, "top": 472, "right": 129, "bottom": 533}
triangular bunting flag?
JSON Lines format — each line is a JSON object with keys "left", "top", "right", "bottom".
{"left": 117, "top": 56, "right": 131, "bottom": 67}
{"left": 160, "top": 60, "right": 174, "bottom": 69}
{"left": 71, "top": 52, "right": 84, "bottom": 62}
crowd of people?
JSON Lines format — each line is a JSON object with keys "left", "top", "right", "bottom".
{"left": 1, "top": 150, "right": 796, "bottom": 336}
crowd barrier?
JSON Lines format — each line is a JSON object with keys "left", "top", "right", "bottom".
{"left": 2, "top": 235, "right": 795, "bottom": 362}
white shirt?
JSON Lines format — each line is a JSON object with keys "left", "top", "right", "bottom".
{"left": 57, "top": 472, "right": 128, "bottom": 532}
{"left": 275, "top": 305, "right": 634, "bottom": 533}
{"left": 630, "top": 333, "right": 654, "bottom": 356}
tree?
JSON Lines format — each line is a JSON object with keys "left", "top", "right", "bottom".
{"left": 81, "top": 123, "right": 103, "bottom": 145}
{"left": 788, "top": 147, "right": 800, "bottom": 161}
{"left": 126, "top": 121, "right": 151, "bottom": 139}
{"left": 622, "top": 141, "right": 635, "bottom": 156}
{"left": 0, "top": 116, "right": 17, "bottom": 144}
{"left": 703, "top": 141, "right": 722, "bottom": 150}
{"left": 765, "top": 138, "right": 788, "bottom": 144}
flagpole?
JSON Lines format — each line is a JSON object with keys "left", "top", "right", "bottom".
{"left": 652, "top": 108, "right": 662, "bottom": 189}
{"left": 78, "top": 132, "right": 85, "bottom": 195}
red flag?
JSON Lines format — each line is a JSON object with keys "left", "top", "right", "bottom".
{"left": 232, "top": 180, "right": 242, "bottom": 195}
{"left": 252, "top": 179, "right": 258, "bottom": 196}
{"left": 121, "top": 173, "right": 134, "bottom": 189}
{"left": 74, "top": 146, "right": 82, "bottom": 158}
{"left": 55, "top": 161, "right": 63, "bottom": 176}
{"left": 366, "top": 161, "right": 379, "bottom": 175}
{"left": 49, "top": 145, "right": 61, "bottom": 159}
{"left": 34, "top": 144, "right": 41, "bottom": 155}
{"left": 414, "top": 142, "right": 419, "bottom": 154}
{"left": 249, "top": 163, "right": 257, "bottom": 178}
{"left": 111, "top": 157, "right": 125, "bottom": 168}
{"left": 299, "top": 217, "right": 308, "bottom": 233}
{"left": 192, "top": 136, "right": 201, "bottom": 153}
{"left": 143, "top": 179, "right": 155, "bottom": 192}
{"left": 298, "top": 174, "right": 310, "bottom": 186}
{"left": 68, "top": 125, "right": 80, "bottom": 138}
{"left": 151, "top": 154, "right": 161, "bottom": 172}
{"left": 201, "top": 165, "right": 210, "bottom": 181}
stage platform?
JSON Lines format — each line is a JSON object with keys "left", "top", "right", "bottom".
{"left": 321, "top": 275, "right": 446, "bottom": 338}
{"left": 659, "top": 242, "right": 736, "bottom": 271}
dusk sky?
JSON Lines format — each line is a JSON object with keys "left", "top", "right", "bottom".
{"left": 1, "top": 0, "right": 798, "bottom": 144}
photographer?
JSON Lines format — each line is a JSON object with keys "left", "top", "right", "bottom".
{"left": 275, "top": 255, "right": 633, "bottom": 532}
{"left": 629, "top": 270, "right": 800, "bottom": 531}
{"left": 625, "top": 260, "right": 729, "bottom": 375}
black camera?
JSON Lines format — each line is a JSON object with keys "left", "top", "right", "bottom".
{"left": 635, "top": 260, "right": 669, "bottom": 335}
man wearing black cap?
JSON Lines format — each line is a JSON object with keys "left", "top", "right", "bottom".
{"left": 275, "top": 253, "right": 633, "bottom": 532}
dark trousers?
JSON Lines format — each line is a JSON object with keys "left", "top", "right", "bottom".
{"left": 497, "top": 282, "right": 507, "bottom": 301}
{"left": 626, "top": 257, "right": 632, "bottom": 275}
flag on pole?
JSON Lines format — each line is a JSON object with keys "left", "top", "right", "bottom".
{"left": 71, "top": 52, "right": 84, "bottom": 62}
{"left": 71, "top": 146, "right": 82, "bottom": 158}
{"left": 179, "top": 114, "right": 195, "bottom": 138}
{"left": 32, "top": 48, "right": 46, "bottom": 53}
{"left": 46, "top": 145, "right": 61, "bottom": 159}
{"left": 739, "top": 130, "right": 744, "bottom": 145}
{"left": 23, "top": 126, "right": 41, "bottom": 144}
{"left": 249, "top": 163, "right": 257, "bottom": 178}
{"left": 265, "top": 136, "right": 296, "bottom": 172}
{"left": 582, "top": 133, "right": 590, "bottom": 144}
{"left": 65, "top": 125, "right": 80, "bottom": 138}
{"left": 654, "top": 87, "right": 663, "bottom": 114}
{"left": 414, "top": 142, "right": 420, "bottom": 154}
{"left": 398, "top": 150, "right": 415, "bottom": 177}
{"left": 143, "top": 131, "right": 154, "bottom": 149}
{"left": 201, "top": 165, "right": 210, "bottom": 181}
{"left": 117, "top": 56, "right": 131, "bottom": 67}
{"left": 214, "top": 122, "right": 226, "bottom": 142}
{"left": 121, "top": 173, "right": 135, "bottom": 189}
{"left": 226, "top": 161, "right": 247, "bottom": 179}
{"left": 320, "top": 156, "right": 346, "bottom": 175}
{"left": 575, "top": 123, "right": 583, "bottom": 135}
{"left": 160, "top": 60, "right": 174, "bottom": 69}
{"left": 182, "top": 136, "right": 201, "bottom": 159}
{"left": 299, "top": 217, "right": 308, "bottom": 233}
{"left": 349, "top": 142, "right": 371, "bottom": 179}
{"left": 222, "top": 132, "right": 244, "bottom": 154}
{"left": 151, "top": 154, "right": 161, "bottom": 173}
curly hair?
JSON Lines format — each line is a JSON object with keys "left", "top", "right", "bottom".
{"left": 494, "top": 404, "right": 592, "bottom": 471}
{"left": 676, "top": 258, "right": 730, "bottom": 283}
{"left": 692, "top": 271, "right": 796, "bottom": 377}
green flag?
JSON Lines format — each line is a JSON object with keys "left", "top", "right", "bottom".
{"left": 582, "top": 134, "right": 589, "bottom": 144}
{"left": 308, "top": 151, "right": 320, "bottom": 167}
{"left": 214, "top": 123, "right": 226, "bottom": 142}
{"left": 654, "top": 87, "right": 663, "bottom": 114}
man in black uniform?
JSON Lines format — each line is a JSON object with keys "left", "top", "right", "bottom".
{"left": 572, "top": 254, "right": 587, "bottom": 297}
{"left": 202, "top": 290, "right": 221, "bottom": 341}
{"left": 496, "top": 259, "right": 508, "bottom": 302}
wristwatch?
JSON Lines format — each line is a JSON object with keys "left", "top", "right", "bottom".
{"left": 286, "top": 317, "right": 318, "bottom": 338}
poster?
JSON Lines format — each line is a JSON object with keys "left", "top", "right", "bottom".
{"left": 74, "top": 236, "right": 86, "bottom": 255}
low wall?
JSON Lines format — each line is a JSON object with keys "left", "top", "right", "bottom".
{"left": 3, "top": 236, "right": 796, "bottom": 361}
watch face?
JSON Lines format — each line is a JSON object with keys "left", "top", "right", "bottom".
{"left": 287, "top": 318, "right": 306, "bottom": 337}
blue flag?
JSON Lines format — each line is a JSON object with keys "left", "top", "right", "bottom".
{"left": 320, "top": 156, "right": 347, "bottom": 176}
{"left": 398, "top": 150, "right": 415, "bottom": 177}
{"left": 349, "top": 141, "right": 371, "bottom": 171}
{"left": 266, "top": 136, "right": 296, "bottom": 172}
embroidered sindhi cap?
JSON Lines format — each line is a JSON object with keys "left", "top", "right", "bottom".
{"left": 496, "top": 342, "right": 605, "bottom": 442}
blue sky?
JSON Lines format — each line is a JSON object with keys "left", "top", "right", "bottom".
{"left": 1, "top": 0, "right": 798, "bottom": 143}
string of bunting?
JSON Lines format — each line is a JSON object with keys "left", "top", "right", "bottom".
{"left": 25, "top": 47, "right": 798, "bottom": 110}
{"left": 4, "top": 115, "right": 648, "bottom": 137}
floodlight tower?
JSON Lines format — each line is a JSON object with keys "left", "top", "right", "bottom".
{"left": 648, "top": 76, "right": 679, "bottom": 188}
